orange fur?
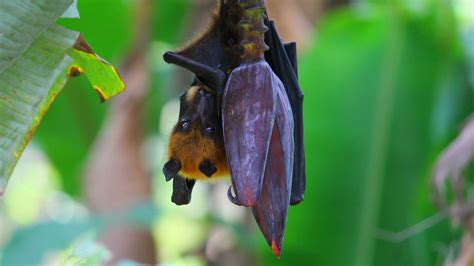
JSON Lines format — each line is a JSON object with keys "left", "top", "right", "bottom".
{"left": 185, "top": 86, "right": 200, "bottom": 103}
{"left": 168, "top": 127, "right": 229, "bottom": 180}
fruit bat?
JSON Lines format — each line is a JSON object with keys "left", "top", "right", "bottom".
{"left": 163, "top": 80, "right": 229, "bottom": 205}
{"left": 163, "top": 0, "right": 306, "bottom": 257}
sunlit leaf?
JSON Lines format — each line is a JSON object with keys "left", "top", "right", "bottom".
{"left": 0, "top": 0, "right": 124, "bottom": 194}
{"left": 69, "top": 36, "right": 125, "bottom": 102}
{"left": 37, "top": 0, "right": 134, "bottom": 197}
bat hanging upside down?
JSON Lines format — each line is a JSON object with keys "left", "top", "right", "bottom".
{"left": 163, "top": 80, "right": 229, "bottom": 205}
{"left": 162, "top": 0, "right": 306, "bottom": 257}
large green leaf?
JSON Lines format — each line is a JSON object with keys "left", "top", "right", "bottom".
{"left": 33, "top": 0, "right": 194, "bottom": 197}
{"left": 0, "top": 0, "right": 124, "bottom": 194}
{"left": 261, "top": 4, "right": 473, "bottom": 266}
{"left": 35, "top": 0, "right": 135, "bottom": 197}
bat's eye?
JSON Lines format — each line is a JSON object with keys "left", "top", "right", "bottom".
{"left": 204, "top": 125, "right": 216, "bottom": 136}
{"left": 178, "top": 119, "right": 191, "bottom": 131}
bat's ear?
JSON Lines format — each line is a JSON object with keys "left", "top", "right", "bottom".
{"left": 164, "top": 52, "right": 226, "bottom": 91}
{"left": 172, "top": 175, "right": 196, "bottom": 205}
{"left": 163, "top": 159, "right": 182, "bottom": 182}
{"left": 199, "top": 160, "right": 217, "bottom": 178}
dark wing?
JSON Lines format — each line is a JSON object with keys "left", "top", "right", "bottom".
{"left": 163, "top": 0, "right": 230, "bottom": 92}
{"left": 264, "top": 20, "right": 306, "bottom": 205}
{"left": 163, "top": 52, "right": 227, "bottom": 92}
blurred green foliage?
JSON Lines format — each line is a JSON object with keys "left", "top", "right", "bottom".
{"left": 2, "top": 202, "right": 158, "bottom": 265}
{"left": 36, "top": 0, "right": 192, "bottom": 197}
{"left": 37, "top": 0, "right": 135, "bottom": 196}
{"left": 260, "top": 2, "right": 473, "bottom": 266}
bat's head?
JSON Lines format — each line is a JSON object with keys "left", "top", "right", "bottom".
{"left": 177, "top": 85, "right": 218, "bottom": 133}
{"left": 164, "top": 83, "right": 228, "bottom": 181}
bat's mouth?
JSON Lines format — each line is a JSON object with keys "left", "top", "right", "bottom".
{"left": 171, "top": 175, "right": 196, "bottom": 206}
{"left": 185, "top": 179, "right": 195, "bottom": 190}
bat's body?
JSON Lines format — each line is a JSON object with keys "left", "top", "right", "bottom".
{"left": 164, "top": 83, "right": 229, "bottom": 204}
{"left": 167, "top": 85, "right": 228, "bottom": 180}
{"left": 163, "top": 0, "right": 306, "bottom": 256}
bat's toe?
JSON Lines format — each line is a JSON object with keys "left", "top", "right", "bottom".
{"left": 163, "top": 159, "right": 182, "bottom": 182}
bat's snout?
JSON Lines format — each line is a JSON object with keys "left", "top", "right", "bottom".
{"left": 172, "top": 176, "right": 196, "bottom": 206}
{"left": 199, "top": 160, "right": 218, "bottom": 178}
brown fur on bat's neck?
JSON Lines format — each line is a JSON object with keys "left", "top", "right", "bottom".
{"left": 177, "top": 0, "right": 268, "bottom": 69}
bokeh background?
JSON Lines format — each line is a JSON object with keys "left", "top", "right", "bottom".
{"left": 1, "top": 0, "right": 473, "bottom": 265}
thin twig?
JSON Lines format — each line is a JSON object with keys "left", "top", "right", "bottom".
{"left": 376, "top": 213, "right": 446, "bottom": 243}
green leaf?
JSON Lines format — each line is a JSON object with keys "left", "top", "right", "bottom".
{"left": 0, "top": 0, "right": 73, "bottom": 73}
{"left": 0, "top": 24, "right": 77, "bottom": 194}
{"left": 0, "top": 0, "right": 124, "bottom": 194}
{"left": 36, "top": 0, "right": 135, "bottom": 197}
{"left": 69, "top": 37, "right": 125, "bottom": 102}
{"left": 58, "top": 0, "right": 133, "bottom": 62}
{"left": 33, "top": 0, "right": 182, "bottom": 198}
{"left": 61, "top": 0, "right": 79, "bottom": 19}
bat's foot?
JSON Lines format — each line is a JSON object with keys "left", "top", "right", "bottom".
{"left": 163, "top": 159, "right": 181, "bottom": 182}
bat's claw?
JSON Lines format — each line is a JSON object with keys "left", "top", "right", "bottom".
{"left": 163, "top": 159, "right": 182, "bottom": 182}
{"left": 227, "top": 185, "right": 242, "bottom": 206}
